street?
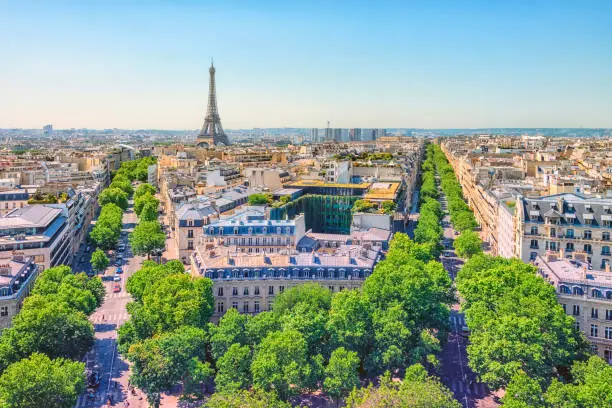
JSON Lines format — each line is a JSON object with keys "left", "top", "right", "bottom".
{"left": 435, "top": 176, "right": 499, "bottom": 408}
{"left": 76, "top": 202, "right": 146, "bottom": 408}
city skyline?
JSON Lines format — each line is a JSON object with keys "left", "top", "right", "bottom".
{"left": 1, "top": 1, "right": 612, "bottom": 129}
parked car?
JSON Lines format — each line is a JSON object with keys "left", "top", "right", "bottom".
{"left": 116, "top": 267, "right": 123, "bottom": 274}
{"left": 113, "top": 283, "right": 121, "bottom": 293}
{"left": 113, "top": 276, "right": 121, "bottom": 282}
{"left": 114, "top": 261, "right": 122, "bottom": 267}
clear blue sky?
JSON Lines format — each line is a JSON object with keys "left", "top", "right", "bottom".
{"left": 1, "top": 0, "right": 611, "bottom": 129}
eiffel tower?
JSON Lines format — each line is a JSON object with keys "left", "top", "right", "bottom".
{"left": 197, "top": 61, "right": 231, "bottom": 147}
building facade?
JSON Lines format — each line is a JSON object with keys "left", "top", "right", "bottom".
{"left": 0, "top": 255, "right": 40, "bottom": 330}
{"left": 0, "top": 205, "right": 72, "bottom": 270}
{"left": 536, "top": 255, "right": 612, "bottom": 363}
{"left": 516, "top": 194, "right": 612, "bottom": 269}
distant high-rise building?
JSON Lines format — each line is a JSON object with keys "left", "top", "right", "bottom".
{"left": 43, "top": 124, "right": 53, "bottom": 137}
{"left": 325, "top": 122, "right": 332, "bottom": 142}
{"left": 333, "top": 128, "right": 343, "bottom": 142}
{"left": 308, "top": 128, "right": 319, "bottom": 143}
{"left": 196, "top": 61, "right": 231, "bottom": 147}
{"left": 373, "top": 128, "right": 386, "bottom": 140}
{"left": 349, "top": 128, "right": 362, "bottom": 142}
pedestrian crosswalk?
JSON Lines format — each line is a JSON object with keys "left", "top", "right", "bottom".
{"left": 447, "top": 379, "right": 489, "bottom": 398}
{"left": 90, "top": 311, "right": 130, "bottom": 326}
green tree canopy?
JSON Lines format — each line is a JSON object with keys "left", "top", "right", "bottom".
{"left": 209, "top": 308, "right": 249, "bottom": 360}
{"left": 140, "top": 201, "right": 159, "bottom": 222}
{"left": 453, "top": 230, "right": 483, "bottom": 259}
{"left": 214, "top": 343, "right": 252, "bottom": 393}
{"left": 127, "top": 327, "right": 212, "bottom": 403}
{"left": 0, "top": 296, "right": 94, "bottom": 372}
{"left": 134, "top": 183, "right": 157, "bottom": 200}
{"left": 0, "top": 353, "right": 85, "bottom": 408}
{"left": 98, "top": 187, "right": 128, "bottom": 210}
{"left": 346, "top": 366, "right": 460, "bottom": 408}
{"left": 248, "top": 193, "right": 272, "bottom": 206}
{"left": 272, "top": 283, "right": 332, "bottom": 315}
{"left": 90, "top": 248, "right": 109, "bottom": 274}
{"left": 324, "top": 347, "right": 361, "bottom": 405}
{"left": 129, "top": 221, "right": 166, "bottom": 259}
{"left": 204, "top": 389, "right": 290, "bottom": 408}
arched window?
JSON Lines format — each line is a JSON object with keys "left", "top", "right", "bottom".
{"left": 573, "top": 286, "right": 584, "bottom": 296}
{"left": 560, "top": 285, "right": 571, "bottom": 294}
{"left": 592, "top": 289, "right": 603, "bottom": 298}
{"left": 606, "top": 291, "right": 612, "bottom": 300}
{"left": 602, "top": 246, "right": 611, "bottom": 256}
{"left": 584, "top": 230, "right": 592, "bottom": 239}
{"left": 566, "top": 229, "right": 574, "bottom": 238}
{"left": 584, "top": 244, "right": 592, "bottom": 254}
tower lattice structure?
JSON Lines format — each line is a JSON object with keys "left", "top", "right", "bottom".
{"left": 197, "top": 62, "right": 231, "bottom": 147}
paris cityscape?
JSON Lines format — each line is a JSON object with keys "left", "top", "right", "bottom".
{"left": 1, "top": 2, "right": 611, "bottom": 408}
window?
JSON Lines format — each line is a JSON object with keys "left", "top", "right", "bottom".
{"left": 187, "top": 229, "right": 194, "bottom": 238}
{"left": 573, "top": 305, "right": 580, "bottom": 316}
{"left": 603, "top": 232, "right": 611, "bottom": 241}
{"left": 254, "top": 301, "right": 260, "bottom": 313}
{"left": 566, "top": 229, "right": 574, "bottom": 238}
{"left": 279, "top": 286, "right": 285, "bottom": 293}
{"left": 573, "top": 287, "right": 584, "bottom": 296}
{"left": 530, "top": 252, "right": 538, "bottom": 261}
{"left": 529, "top": 240, "right": 538, "bottom": 249}
{"left": 243, "top": 302, "right": 249, "bottom": 313}
{"left": 217, "top": 302, "right": 224, "bottom": 313}
{"left": 584, "top": 230, "right": 592, "bottom": 239}
{"left": 607, "top": 310, "right": 612, "bottom": 321}
{"left": 592, "top": 308, "right": 599, "bottom": 319}
{"left": 232, "top": 302, "right": 238, "bottom": 309}
{"left": 591, "top": 324, "right": 598, "bottom": 337}
{"left": 550, "top": 242, "right": 557, "bottom": 251}
{"left": 602, "top": 259, "right": 610, "bottom": 269}
{"left": 562, "top": 303, "right": 567, "bottom": 313}
{"left": 584, "top": 244, "right": 592, "bottom": 254}
{"left": 530, "top": 226, "right": 538, "bottom": 235}
{"left": 566, "top": 242, "right": 574, "bottom": 252}
{"left": 232, "top": 287, "right": 238, "bottom": 296}
{"left": 593, "top": 289, "right": 603, "bottom": 299}
{"left": 188, "top": 220, "right": 193, "bottom": 227}
{"left": 268, "top": 286, "right": 274, "bottom": 295}
{"left": 0, "top": 306, "right": 8, "bottom": 317}
{"left": 328, "top": 286, "right": 334, "bottom": 292}
{"left": 550, "top": 228, "right": 556, "bottom": 237}
{"left": 217, "top": 287, "right": 224, "bottom": 296}
{"left": 243, "top": 287, "right": 249, "bottom": 296}
{"left": 254, "top": 286, "right": 260, "bottom": 295}
{"left": 602, "top": 246, "right": 611, "bottom": 256}
{"left": 187, "top": 241, "right": 194, "bottom": 250}
{"left": 574, "top": 321, "right": 580, "bottom": 330}
{"left": 606, "top": 327, "right": 612, "bottom": 340}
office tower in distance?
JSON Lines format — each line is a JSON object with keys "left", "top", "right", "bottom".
{"left": 308, "top": 128, "right": 319, "bottom": 143}
{"left": 325, "top": 121, "right": 332, "bottom": 142}
{"left": 43, "top": 124, "right": 53, "bottom": 137}
{"left": 349, "top": 128, "right": 362, "bottom": 142}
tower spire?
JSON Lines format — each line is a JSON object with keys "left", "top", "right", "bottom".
{"left": 197, "top": 60, "right": 230, "bottom": 147}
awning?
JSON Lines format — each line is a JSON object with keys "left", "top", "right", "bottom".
{"left": 529, "top": 211, "right": 540, "bottom": 216}
{"left": 565, "top": 213, "right": 576, "bottom": 219}
{"left": 602, "top": 215, "right": 612, "bottom": 221}
{"left": 582, "top": 213, "right": 594, "bottom": 220}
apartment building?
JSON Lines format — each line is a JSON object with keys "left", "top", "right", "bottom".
{"left": 0, "top": 205, "right": 72, "bottom": 270}
{"left": 191, "top": 242, "right": 379, "bottom": 320}
{"left": 0, "top": 255, "right": 40, "bottom": 330}
{"left": 0, "top": 186, "right": 37, "bottom": 215}
{"left": 536, "top": 255, "right": 612, "bottom": 363}
{"left": 174, "top": 202, "right": 218, "bottom": 263}
{"left": 516, "top": 194, "right": 612, "bottom": 269}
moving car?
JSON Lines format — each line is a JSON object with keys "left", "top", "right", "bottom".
{"left": 113, "top": 275, "right": 121, "bottom": 282}
{"left": 115, "top": 267, "right": 123, "bottom": 274}
{"left": 113, "top": 283, "right": 121, "bottom": 293}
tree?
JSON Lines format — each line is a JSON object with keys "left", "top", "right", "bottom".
{"left": 346, "top": 366, "right": 460, "bottom": 408}
{"left": 204, "top": 389, "right": 290, "bottom": 408}
{"left": 128, "top": 327, "right": 212, "bottom": 403}
{"left": 109, "top": 177, "right": 134, "bottom": 196}
{"left": 251, "top": 329, "right": 311, "bottom": 401}
{"left": 451, "top": 210, "right": 478, "bottom": 232}
{"left": 453, "top": 230, "right": 482, "bottom": 259}
{"left": 326, "top": 289, "right": 372, "bottom": 366}
{"left": 98, "top": 187, "right": 128, "bottom": 210}
{"left": 121, "top": 274, "right": 214, "bottom": 346}
{"left": 134, "top": 193, "right": 159, "bottom": 217}
{"left": 0, "top": 353, "right": 85, "bottom": 408}
{"left": 89, "top": 224, "right": 119, "bottom": 251}
{"left": 32, "top": 267, "right": 103, "bottom": 313}
{"left": 324, "top": 347, "right": 360, "bottom": 406}
{"left": 129, "top": 221, "right": 166, "bottom": 259}
{"left": 90, "top": 248, "right": 109, "bottom": 275}
{"left": 215, "top": 343, "right": 252, "bottom": 393}
{"left": 545, "top": 356, "right": 612, "bottom": 407}
{"left": 209, "top": 308, "right": 249, "bottom": 360}
{"left": 140, "top": 201, "right": 159, "bottom": 222}
{"left": 126, "top": 260, "right": 183, "bottom": 303}
{"left": 245, "top": 311, "right": 281, "bottom": 346}
{"left": 0, "top": 296, "right": 94, "bottom": 372}
{"left": 134, "top": 183, "right": 157, "bottom": 200}
{"left": 380, "top": 200, "right": 396, "bottom": 214}
{"left": 272, "top": 283, "right": 332, "bottom": 315}
{"left": 248, "top": 193, "right": 272, "bottom": 206}
{"left": 502, "top": 371, "right": 545, "bottom": 408}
